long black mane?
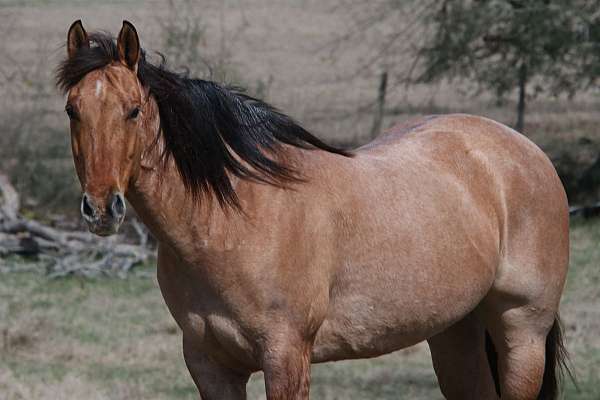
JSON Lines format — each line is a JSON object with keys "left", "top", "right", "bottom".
{"left": 56, "top": 32, "right": 351, "bottom": 208}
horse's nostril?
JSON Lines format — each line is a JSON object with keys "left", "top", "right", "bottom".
{"left": 109, "top": 193, "right": 126, "bottom": 219}
{"left": 81, "top": 194, "right": 96, "bottom": 220}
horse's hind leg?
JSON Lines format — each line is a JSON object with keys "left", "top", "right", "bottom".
{"left": 480, "top": 207, "right": 569, "bottom": 400}
{"left": 427, "top": 312, "right": 499, "bottom": 400}
{"left": 482, "top": 303, "right": 557, "bottom": 400}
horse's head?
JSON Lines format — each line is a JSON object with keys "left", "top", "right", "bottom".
{"left": 63, "top": 21, "right": 147, "bottom": 236}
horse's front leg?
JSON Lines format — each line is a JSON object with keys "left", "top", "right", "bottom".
{"left": 183, "top": 336, "right": 250, "bottom": 400}
{"left": 261, "top": 328, "right": 313, "bottom": 400}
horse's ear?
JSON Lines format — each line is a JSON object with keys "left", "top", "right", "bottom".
{"left": 67, "top": 20, "right": 89, "bottom": 59}
{"left": 117, "top": 20, "right": 140, "bottom": 72}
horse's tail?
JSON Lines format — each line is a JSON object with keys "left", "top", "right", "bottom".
{"left": 485, "top": 330, "right": 501, "bottom": 397}
{"left": 485, "top": 315, "right": 575, "bottom": 400}
{"left": 537, "top": 316, "right": 575, "bottom": 400}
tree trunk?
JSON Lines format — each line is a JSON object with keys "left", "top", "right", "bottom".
{"left": 515, "top": 62, "right": 527, "bottom": 133}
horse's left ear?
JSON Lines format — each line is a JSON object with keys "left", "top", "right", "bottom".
{"left": 117, "top": 20, "right": 140, "bottom": 72}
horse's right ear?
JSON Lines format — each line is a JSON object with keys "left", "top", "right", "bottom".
{"left": 67, "top": 20, "right": 89, "bottom": 59}
{"left": 117, "top": 21, "right": 140, "bottom": 71}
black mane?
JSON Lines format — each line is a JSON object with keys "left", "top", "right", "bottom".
{"left": 56, "top": 32, "right": 351, "bottom": 208}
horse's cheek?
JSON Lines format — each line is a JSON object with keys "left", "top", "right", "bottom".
{"left": 70, "top": 136, "right": 85, "bottom": 184}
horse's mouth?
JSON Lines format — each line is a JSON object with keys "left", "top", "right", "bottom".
{"left": 86, "top": 220, "right": 123, "bottom": 237}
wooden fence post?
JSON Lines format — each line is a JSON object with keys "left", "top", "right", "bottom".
{"left": 370, "top": 71, "right": 388, "bottom": 139}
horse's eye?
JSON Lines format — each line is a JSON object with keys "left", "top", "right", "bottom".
{"left": 128, "top": 106, "right": 141, "bottom": 120}
{"left": 65, "top": 104, "right": 77, "bottom": 120}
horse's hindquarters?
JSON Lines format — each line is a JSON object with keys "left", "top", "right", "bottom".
{"left": 310, "top": 115, "right": 569, "bottom": 368}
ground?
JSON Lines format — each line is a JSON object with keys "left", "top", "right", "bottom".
{"left": 0, "top": 217, "right": 599, "bottom": 399}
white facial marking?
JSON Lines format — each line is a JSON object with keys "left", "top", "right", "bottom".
{"left": 94, "top": 80, "right": 103, "bottom": 97}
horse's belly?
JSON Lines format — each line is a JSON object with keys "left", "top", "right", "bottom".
{"left": 312, "top": 316, "right": 435, "bottom": 363}
{"left": 312, "top": 257, "right": 495, "bottom": 362}
{"left": 312, "top": 299, "right": 471, "bottom": 363}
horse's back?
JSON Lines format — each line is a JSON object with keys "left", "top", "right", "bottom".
{"left": 356, "top": 113, "right": 567, "bottom": 234}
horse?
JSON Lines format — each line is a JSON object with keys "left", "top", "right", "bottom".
{"left": 56, "top": 20, "right": 571, "bottom": 400}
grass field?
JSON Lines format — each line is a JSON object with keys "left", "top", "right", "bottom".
{"left": 0, "top": 218, "right": 599, "bottom": 399}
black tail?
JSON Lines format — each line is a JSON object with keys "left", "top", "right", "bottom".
{"left": 485, "top": 315, "right": 575, "bottom": 400}
{"left": 538, "top": 316, "right": 575, "bottom": 400}
{"left": 485, "top": 330, "right": 501, "bottom": 397}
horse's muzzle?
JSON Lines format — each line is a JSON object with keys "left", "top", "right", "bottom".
{"left": 81, "top": 191, "right": 126, "bottom": 236}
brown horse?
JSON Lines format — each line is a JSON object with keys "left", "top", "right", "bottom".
{"left": 57, "top": 20, "right": 571, "bottom": 400}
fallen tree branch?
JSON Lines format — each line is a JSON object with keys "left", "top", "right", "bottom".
{"left": 0, "top": 173, "right": 154, "bottom": 277}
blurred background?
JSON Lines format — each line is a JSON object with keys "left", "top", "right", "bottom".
{"left": 0, "top": 0, "right": 598, "bottom": 399}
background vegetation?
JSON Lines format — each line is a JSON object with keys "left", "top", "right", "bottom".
{"left": 0, "top": 0, "right": 599, "bottom": 398}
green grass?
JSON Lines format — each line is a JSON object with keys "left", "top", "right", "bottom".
{"left": 1, "top": 219, "right": 600, "bottom": 399}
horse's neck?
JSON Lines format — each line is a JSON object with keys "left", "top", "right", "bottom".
{"left": 126, "top": 132, "right": 268, "bottom": 265}
{"left": 128, "top": 153, "right": 214, "bottom": 249}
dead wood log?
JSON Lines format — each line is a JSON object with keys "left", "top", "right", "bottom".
{"left": 0, "top": 173, "right": 154, "bottom": 277}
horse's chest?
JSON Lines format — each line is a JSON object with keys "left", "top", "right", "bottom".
{"left": 157, "top": 265, "right": 259, "bottom": 368}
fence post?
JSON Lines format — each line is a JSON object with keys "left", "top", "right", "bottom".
{"left": 370, "top": 70, "right": 388, "bottom": 139}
